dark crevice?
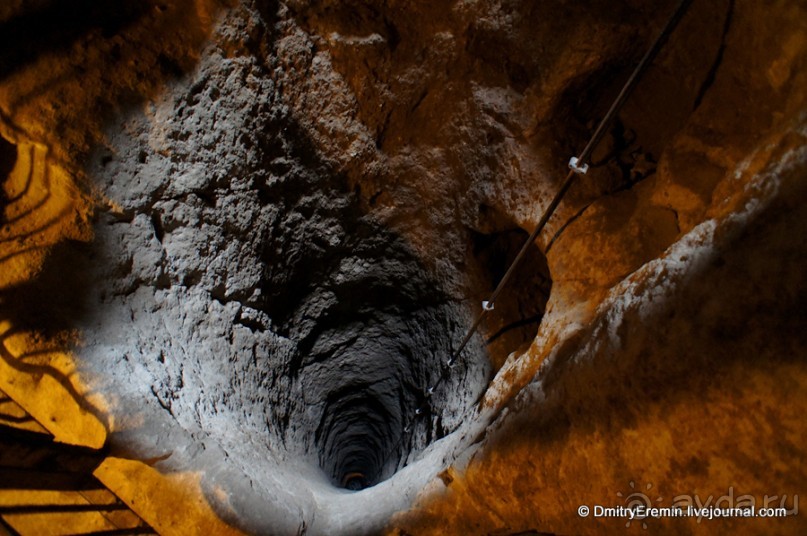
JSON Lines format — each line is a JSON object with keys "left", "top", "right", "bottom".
{"left": 0, "top": 136, "right": 15, "bottom": 226}
{"left": 150, "top": 211, "right": 164, "bottom": 243}
{"left": 545, "top": 201, "right": 594, "bottom": 255}
{"left": 0, "top": 0, "right": 150, "bottom": 82}
{"left": 545, "top": 124, "right": 664, "bottom": 255}
{"left": 693, "top": 0, "right": 734, "bottom": 112}
{"left": 0, "top": 136, "right": 16, "bottom": 182}
{"left": 486, "top": 314, "right": 543, "bottom": 345}
{"left": 470, "top": 226, "right": 552, "bottom": 368}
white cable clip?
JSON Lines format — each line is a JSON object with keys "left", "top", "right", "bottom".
{"left": 427, "top": 387, "right": 434, "bottom": 396}
{"left": 568, "top": 156, "right": 589, "bottom": 175}
{"left": 482, "top": 300, "right": 495, "bottom": 311}
{"left": 415, "top": 408, "right": 422, "bottom": 416}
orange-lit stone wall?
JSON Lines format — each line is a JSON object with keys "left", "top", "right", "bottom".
{"left": 1, "top": 1, "right": 805, "bottom": 535}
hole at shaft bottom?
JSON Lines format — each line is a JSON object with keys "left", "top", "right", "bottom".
{"left": 341, "top": 472, "right": 370, "bottom": 491}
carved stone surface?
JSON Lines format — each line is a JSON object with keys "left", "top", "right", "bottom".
{"left": 1, "top": 1, "right": 805, "bottom": 534}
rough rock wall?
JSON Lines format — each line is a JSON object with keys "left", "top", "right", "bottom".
{"left": 1, "top": 0, "right": 806, "bottom": 535}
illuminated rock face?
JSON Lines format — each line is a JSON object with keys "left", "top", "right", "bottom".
{"left": 1, "top": 1, "right": 806, "bottom": 535}
{"left": 81, "top": 50, "right": 490, "bottom": 489}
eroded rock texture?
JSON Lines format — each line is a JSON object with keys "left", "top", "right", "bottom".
{"left": 0, "top": 0, "right": 806, "bottom": 535}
